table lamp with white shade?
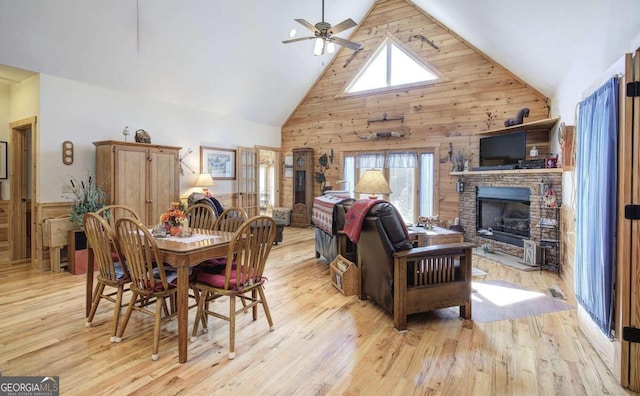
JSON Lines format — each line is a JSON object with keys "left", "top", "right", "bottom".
{"left": 354, "top": 169, "right": 392, "bottom": 199}
{"left": 194, "top": 173, "right": 216, "bottom": 197}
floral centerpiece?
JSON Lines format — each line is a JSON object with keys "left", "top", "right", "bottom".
{"left": 67, "top": 173, "right": 106, "bottom": 227}
{"left": 160, "top": 201, "right": 187, "bottom": 235}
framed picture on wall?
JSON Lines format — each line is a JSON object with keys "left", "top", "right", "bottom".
{"left": 200, "top": 146, "right": 236, "bottom": 180}
{"left": 0, "top": 141, "right": 7, "bottom": 179}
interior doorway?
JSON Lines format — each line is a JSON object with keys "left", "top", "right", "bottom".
{"left": 257, "top": 146, "right": 280, "bottom": 216}
{"left": 9, "top": 116, "right": 36, "bottom": 264}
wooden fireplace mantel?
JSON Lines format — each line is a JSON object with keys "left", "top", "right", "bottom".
{"left": 450, "top": 168, "right": 563, "bottom": 176}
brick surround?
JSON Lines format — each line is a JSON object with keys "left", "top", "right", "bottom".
{"left": 456, "top": 171, "right": 562, "bottom": 260}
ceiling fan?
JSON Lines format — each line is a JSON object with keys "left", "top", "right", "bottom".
{"left": 282, "top": 0, "right": 362, "bottom": 56}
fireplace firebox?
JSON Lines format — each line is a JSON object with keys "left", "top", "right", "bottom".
{"left": 476, "top": 186, "right": 530, "bottom": 247}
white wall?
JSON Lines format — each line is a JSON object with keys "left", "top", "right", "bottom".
{"left": 9, "top": 75, "right": 40, "bottom": 121}
{"left": 37, "top": 74, "right": 281, "bottom": 202}
{"left": 4, "top": 75, "right": 41, "bottom": 198}
{"left": 551, "top": 28, "right": 640, "bottom": 208}
{"left": 0, "top": 85, "right": 9, "bottom": 130}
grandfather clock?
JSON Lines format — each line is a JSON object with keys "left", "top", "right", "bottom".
{"left": 291, "top": 147, "right": 314, "bottom": 227}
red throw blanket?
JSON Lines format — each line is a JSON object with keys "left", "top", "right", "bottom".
{"left": 343, "top": 199, "right": 386, "bottom": 244}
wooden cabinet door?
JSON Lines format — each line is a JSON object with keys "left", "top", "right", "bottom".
{"left": 114, "top": 145, "right": 148, "bottom": 224}
{"left": 148, "top": 148, "right": 180, "bottom": 226}
{"left": 238, "top": 147, "right": 259, "bottom": 217}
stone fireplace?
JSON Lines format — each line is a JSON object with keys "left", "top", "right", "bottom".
{"left": 457, "top": 171, "right": 562, "bottom": 258}
{"left": 476, "top": 186, "right": 530, "bottom": 247}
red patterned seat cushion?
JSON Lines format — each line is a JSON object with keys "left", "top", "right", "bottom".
{"left": 196, "top": 269, "right": 238, "bottom": 288}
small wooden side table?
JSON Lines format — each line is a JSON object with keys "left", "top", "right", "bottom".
{"left": 409, "top": 225, "right": 463, "bottom": 247}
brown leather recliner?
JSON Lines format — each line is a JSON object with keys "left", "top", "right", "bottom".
{"left": 357, "top": 202, "right": 474, "bottom": 330}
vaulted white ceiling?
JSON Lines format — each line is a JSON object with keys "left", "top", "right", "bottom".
{"left": 1, "top": 0, "right": 639, "bottom": 127}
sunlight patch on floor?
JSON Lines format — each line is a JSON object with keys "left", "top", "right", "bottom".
{"left": 471, "top": 281, "right": 544, "bottom": 307}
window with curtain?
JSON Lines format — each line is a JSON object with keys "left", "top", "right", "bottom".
{"left": 575, "top": 76, "right": 618, "bottom": 336}
{"left": 344, "top": 150, "right": 435, "bottom": 223}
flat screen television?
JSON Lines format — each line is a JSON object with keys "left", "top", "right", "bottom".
{"left": 479, "top": 130, "right": 526, "bottom": 167}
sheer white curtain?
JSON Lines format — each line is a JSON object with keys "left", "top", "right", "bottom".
{"left": 357, "top": 153, "right": 385, "bottom": 169}
{"left": 387, "top": 153, "right": 418, "bottom": 222}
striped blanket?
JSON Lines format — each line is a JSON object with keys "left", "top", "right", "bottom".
{"left": 312, "top": 195, "right": 352, "bottom": 235}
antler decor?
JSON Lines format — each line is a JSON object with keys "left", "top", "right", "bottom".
{"left": 362, "top": 113, "right": 406, "bottom": 140}
{"left": 359, "top": 131, "right": 404, "bottom": 140}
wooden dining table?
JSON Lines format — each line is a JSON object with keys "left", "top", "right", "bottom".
{"left": 85, "top": 228, "right": 235, "bottom": 363}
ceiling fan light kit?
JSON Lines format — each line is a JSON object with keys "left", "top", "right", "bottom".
{"left": 283, "top": 0, "right": 361, "bottom": 56}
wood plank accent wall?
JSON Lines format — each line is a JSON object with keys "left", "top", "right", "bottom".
{"left": 281, "top": 0, "right": 549, "bottom": 221}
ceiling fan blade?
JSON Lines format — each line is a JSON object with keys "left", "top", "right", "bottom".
{"left": 282, "top": 36, "right": 315, "bottom": 44}
{"left": 295, "top": 19, "right": 318, "bottom": 33}
{"left": 329, "top": 18, "right": 357, "bottom": 35}
{"left": 332, "top": 36, "right": 362, "bottom": 51}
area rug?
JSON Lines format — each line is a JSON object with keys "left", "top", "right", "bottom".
{"left": 471, "top": 279, "right": 574, "bottom": 323}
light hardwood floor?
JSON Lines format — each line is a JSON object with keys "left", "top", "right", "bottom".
{"left": 0, "top": 227, "right": 634, "bottom": 395}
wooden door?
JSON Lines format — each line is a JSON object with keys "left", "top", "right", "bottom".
{"left": 114, "top": 145, "right": 148, "bottom": 224}
{"left": 620, "top": 48, "right": 640, "bottom": 392}
{"left": 257, "top": 146, "right": 282, "bottom": 212}
{"left": 628, "top": 48, "right": 640, "bottom": 392}
{"left": 237, "top": 147, "right": 258, "bottom": 217}
{"left": 9, "top": 117, "right": 37, "bottom": 265}
{"left": 148, "top": 147, "right": 180, "bottom": 226}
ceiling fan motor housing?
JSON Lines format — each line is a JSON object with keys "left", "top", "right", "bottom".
{"left": 315, "top": 21, "right": 332, "bottom": 34}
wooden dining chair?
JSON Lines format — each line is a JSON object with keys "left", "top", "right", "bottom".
{"left": 83, "top": 213, "right": 131, "bottom": 342}
{"left": 191, "top": 216, "right": 276, "bottom": 359}
{"left": 186, "top": 203, "right": 216, "bottom": 230}
{"left": 95, "top": 205, "right": 141, "bottom": 229}
{"left": 213, "top": 207, "right": 248, "bottom": 232}
{"left": 113, "top": 217, "right": 178, "bottom": 361}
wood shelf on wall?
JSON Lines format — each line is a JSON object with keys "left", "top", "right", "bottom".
{"left": 451, "top": 168, "right": 563, "bottom": 176}
{"left": 476, "top": 117, "right": 561, "bottom": 136}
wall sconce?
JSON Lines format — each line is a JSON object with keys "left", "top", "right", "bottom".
{"left": 329, "top": 148, "right": 334, "bottom": 164}
{"left": 448, "top": 142, "right": 453, "bottom": 162}
{"left": 456, "top": 178, "right": 464, "bottom": 193}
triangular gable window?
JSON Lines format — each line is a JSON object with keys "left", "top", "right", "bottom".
{"left": 346, "top": 37, "right": 439, "bottom": 94}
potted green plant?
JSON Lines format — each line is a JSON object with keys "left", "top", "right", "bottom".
{"left": 68, "top": 174, "right": 106, "bottom": 227}
{"left": 65, "top": 173, "right": 106, "bottom": 274}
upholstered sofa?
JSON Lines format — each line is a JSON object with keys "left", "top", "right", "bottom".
{"left": 313, "top": 198, "right": 356, "bottom": 263}
{"left": 357, "top": 202, "right": 474, "bottom": 330}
